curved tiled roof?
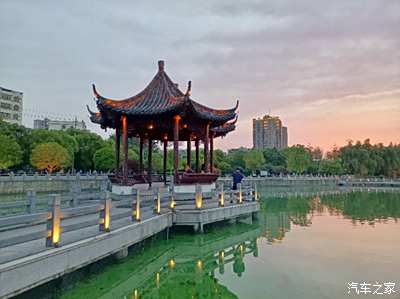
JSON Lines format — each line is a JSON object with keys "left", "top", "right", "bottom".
{"left": 91, "top": 61, "right": 238, "bottom": 123}
{"left": 211, "top": 116, "right": 238, "bottom": 137}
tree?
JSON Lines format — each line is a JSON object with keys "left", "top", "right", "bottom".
{"left": 0, "top": 120, "right": 32, "bottom": 166}
{"left": 93, "top": 146, "right": 115, "bottom": 172}
{"left": 30, "top": 142, "right": 71, "bottom": 173}
{"left": 227, "top": 149, "right": 247, "bottom": 173}
{"left": 283, "top": 145, "right": 312, "bottom": 174}
{"left": 0, "top": 134, "right": 23, "bottom": 170}
{"left": 243, "top": 150, "right": 265, "bottom": 173}
{"left": 262, "top": 148, "right": 286, "bottom": 173}
{"left": 319, "top": 159, "right": 343, "bottom": 175}
{"left": 93, "top": 146, "right": 138, "bottom": 172}
{"left": 66, "top": 129, "right": 106, "bottom": 171}
{"left": 30, "top": 130, "right": 78, "bottom": 168}
{"left": 214, "top": 149, "right": 232, "bottom": 174}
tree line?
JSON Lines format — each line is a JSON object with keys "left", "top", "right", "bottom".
{"left": 0, "top": 120, "right": 399, "bottom": 177}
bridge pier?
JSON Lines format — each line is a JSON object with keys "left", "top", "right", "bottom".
{"left": 114, "top": 247, "right": 129, "bottom": 260}
{"left": 194, "top": 223, "right": 204, "bottom": 233}
{"left": 237, "top": 213, "right": 253, "bottom": 225}
{"left": 228, "top": 218, "right": 237, "bottom": 224}
{"left": 252, "top": 211, "right": 259, "bottom": 220}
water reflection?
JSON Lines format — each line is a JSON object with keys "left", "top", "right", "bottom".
{"left": 57, "top": 189, "right": 400, "bottom": 299}
{"left": 321, "top": 191, "right": 400, "bottom": 225}
{"left": 124, "top": 237, "right": 258, "bottom": 299}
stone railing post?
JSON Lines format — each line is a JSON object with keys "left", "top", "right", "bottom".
{"left": 46, "top": 195, "right": 61, "bottom": 247}
{"left": 99, "top": 195, "right": 111, "bottom": 232}
{"left": 154, "top": 188, "right": 161, "bottom": 215}
{"left": 253, "top": 182, "right": 258, "bottom": 201}
{"left": 69, "top": 182, "right": 79, "bottom": 207}
{"left": 237, "top": 183, "right": 243, "bottom": 204}
{"left": 195, "top": 184, "right": 202, "bottom": 209}
{"left": 219, "top": 184, "right": 225, "bottom": 207}
{"left": 100, "top": 179, "right": 108, "bottom": 200}
{"left": 26, "top": 190, "right": 36, "bottom": 214}
{"left": 169, "top": 190, "right": 176, "bottom": 210}
{"left": 132, "top": 189, "right": 141, "bottom": 221}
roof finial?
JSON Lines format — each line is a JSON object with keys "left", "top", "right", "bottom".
{"left": 158, "top": 60, "right": 165, "bottom": 71}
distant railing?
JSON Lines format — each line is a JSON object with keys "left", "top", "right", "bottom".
{"left": 0, "top": 172, "right": 109, "bottom": 181}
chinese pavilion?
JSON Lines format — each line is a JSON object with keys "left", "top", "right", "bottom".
{"left": 88, "top": 60, "right": 238, "bottom": 186}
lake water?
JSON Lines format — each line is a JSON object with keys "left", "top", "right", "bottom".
{"left": 26, "top": 189, "right": 400, "bottom": 299}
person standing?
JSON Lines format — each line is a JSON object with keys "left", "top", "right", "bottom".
{"left": 232, "top": 168, "right": 244, "bottom": 190}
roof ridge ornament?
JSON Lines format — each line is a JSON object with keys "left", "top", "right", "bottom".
{"left": 86, "top": 105, "right": 95, "bottom": 115}
{"left": 158, "top": 60, "right": 165, "bottom": 71}
{"left": 185, "top": 80, "right": 192, "bottom": 96}
{"left": 92, "top": 84, "right": 99, "bottom": 97}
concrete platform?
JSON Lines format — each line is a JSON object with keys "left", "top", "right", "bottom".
{"left": 173, "top": 201, "right": 259, "bottom": 232}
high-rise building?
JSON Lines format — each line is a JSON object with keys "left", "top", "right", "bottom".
{"left": 34, "top": 118, "right": 87, "bottom": 131}
{"left": 252, "top": 115, "right": 288, "bottom": 150}
{"left": 0, "top": 86, "right": 23, "bottom": 125}
{"left": 281, "top": 126, "right": 288, "bottom": 148}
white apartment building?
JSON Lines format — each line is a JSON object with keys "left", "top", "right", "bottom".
{"left": 0, "top": 86, "right": 23, "bottom": 125}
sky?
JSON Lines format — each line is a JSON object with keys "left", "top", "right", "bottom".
{"left": 0, "top": 0, "right": 399, "bottom": 152}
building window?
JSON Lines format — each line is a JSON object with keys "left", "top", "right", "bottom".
{"left": 13, "top": 105, "right": 19, "bottom": 111}
{"left": 0, "top": 102, "right": 12, "bottom": 109}
{"left": 13, "top": 114, "right": 19, "bottom": 120}
{"left": 0, "top": 112, "right": 11, "bottom": 119}
{"left": 1, "top": 94, "right": 12, "bottom": 101}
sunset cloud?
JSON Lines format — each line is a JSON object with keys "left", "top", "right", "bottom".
{"left": 0, "top": 0, "right": 398, "bottom": 151}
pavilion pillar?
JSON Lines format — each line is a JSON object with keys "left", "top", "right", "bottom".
{"left": 122, "top": 115, "right": 128, "bottom": 184}
{"left": 139, "top": 137, "right": 144, "bottom": 174}
{"left": 148, "top": 138, "right": 153, "bottom": 187}
{"left": 163, "top": 139, "right": 168, "bottom": 185}
{"left": 115, "top": 123, "right": 121, "bottom": 176}
{"left": 210, "top": 133, "right": 214, "bottom": 173}
{"left": 204, "top": 124, "right": 210, "bottom": 173}
{"left": 173, "top": 116, "right": 180, "bottom": 180}
{"left": 187, "top": 137, "right": 191, "bottom": 168}
{"left": 195, "top": 139, "right": 200, "bottom": 173}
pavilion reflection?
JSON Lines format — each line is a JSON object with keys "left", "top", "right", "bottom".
{"left": 92, "top": 225, "right": 262, "bottom": 299}
{"left": 258, "top": 196, "right": 316, "bottom": 244}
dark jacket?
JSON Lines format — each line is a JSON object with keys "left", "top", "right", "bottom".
{"left": 232, "top": 171, "right": 244, "bottom": 190}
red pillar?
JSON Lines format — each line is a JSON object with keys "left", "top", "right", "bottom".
{"left": 173, "top": 116, "right": 180, "bottom": 180}
{"left": 187, "top": 137, "right": 191, "bottom": 168}
{"left": 122, "top": 115, "right": 128, "bottom": 184}
{"left": 210, "top": 133, "right": 214, "bottom": 172}
{"left": 195, "top": 139, "right": 200, "bottom": 173}
{"left": 163, "top": 139, "right": 168, "bottom": 185}
{"left": 139, "top": 137, "right": 144, "bottom": 174}
{"left": 148, "top": 138, "right": 153, "bottom": 187}
{"left": 115, "top": 122, "right": 120, "bottom": 175}
{"left": 204, "top": 124, "right": 210, "bottom": 173}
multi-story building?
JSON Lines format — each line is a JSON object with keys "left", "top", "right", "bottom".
{"left": 252, "top": 115, "right": 288, "bottom": 150}
{"left": 34, "top": 118, "right": 87, "bottom": 131}
{"left": 0, "top": 86, "right": 23, "bottom": 125}
{"left": 281, "top": 126, "right": 288, "bottom": 149}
